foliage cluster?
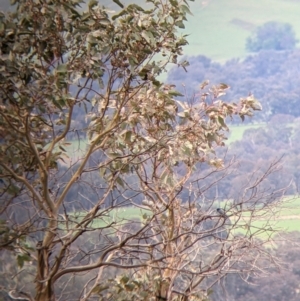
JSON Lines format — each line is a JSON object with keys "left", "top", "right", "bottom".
{"left": 226, "top": 115, "right": 300, "bottom": 196}
{"left": 211, "top": 232, "right": 300, "bottom": 301}
{"left": 167, "top": 49, "right": 300, "bottom": 121}
{"left": 246, "top": 21, "right": 297, "bottom": 52}
{"left": 187, "top": 114, "right": 300, "bottom": 201}
{"left": 0, "top": 0, "right": 288, "bottom": 300}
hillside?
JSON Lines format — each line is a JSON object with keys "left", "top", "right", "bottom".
{"left": 185, "top": 0, "right": 300, "bottom": 60}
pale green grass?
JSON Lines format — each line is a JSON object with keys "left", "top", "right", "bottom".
{"left": 232, "top": 218, "right": 300, "bottom": 240}
{"left": 72, "top": 207, "right": 151, "bottom": 229}
{"left": 185, "top": 0, "right": 300, "bottom": 61}
{"left": 62, "top": 195, "right": 300, "bottom": 245}
{"left": 226, "top": 123, "right": 266, "bottom": 144}
{"left": 71, "top": 196, "right": 300, "bottom": 239}
{"left": 274, "top": 219, "right": 300, "bottom": 232}
{"left": 205, "top": 196, "right": 300, "bottom": 239}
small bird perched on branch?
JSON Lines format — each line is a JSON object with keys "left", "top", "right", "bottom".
{"left": 217, "top": 208, "right": 227, "bottom": 218}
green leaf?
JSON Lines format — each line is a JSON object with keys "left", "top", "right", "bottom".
{"left": 141, "top": 31, "right": 154, "bottom": 45}
{"left": 151, "top": 79, "right": 161, "bottom": 87}
{"left": 101, "top": 45, "right": 111, "bottom": 55}
{"left": 52, "top": 98, "right": 64, "bottom": 110}
{"left": 7, "top": 184, "right": 20, "bottom": 196}
{"left": 128, "top": 4, "right": 145, "bottom": 13}
{"left": 107, "top": 152, "right": 120, "bottom": 158}
{"left": 168, "top": 90, "right": 184, "bottom": 97}
{"left": 128, "top": 56, "right": 138, "bottom": 69}
{"left": 180, "top": 4, "right": 193, "bottom": 16}
{"left": 115, "top": 177, "right": 124, "bottom": 188}
{"left": 218, "top": 116, "right": 228, "bottom": 130}
{"left": 91, "top": 284, "right": 101, "bottom": 294}
{"left": 61, "top": 2, "right": 81, "bottom": 17}
{"left": 112, "top": 0, "right": 124, "bottom": 8}
{"left": 170, "top": 0, "right": 178, "bottom": 7}
{"left": 91, "top": 284, "right": 109, "bottom": 294}
{"left": 59, "top": 145, "right": 67, "bottom": 152}
{"left": 175, "top": 20, "right": 185, "bottom": 29}
{"left": 0, "top": 22, "right": 5, "bottom": 34}
{"left": 56, "top": 64, "right": 67, "bottom": 73}
{"left": 200, "top": 80, "right": 209, "bottom": 89}
{"left": 112, "top": 10, "right": 127, "bottom": 20}
{"left": 125, "top": 283, "right": 135, "bottom": 291}
{"left": 17, "top": 254, "right": 31, "bottom": 268}
{"left": 161, "top": 170, "right": 169, "bottom": 185}
{"left": 124, "top": 130, "right": 132, "bottom": 143}
{"left": 88, "top": 0, "right": 98, "bottom": 9}
{"left": 218, "top": 83, "right": 230, "bottom": 90}
{"left": 120, "top": 275, "right": 130, "bottom": 284}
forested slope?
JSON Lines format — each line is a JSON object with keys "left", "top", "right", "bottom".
{"left": 168, "top": 49, "right": 300, "bottom": 121}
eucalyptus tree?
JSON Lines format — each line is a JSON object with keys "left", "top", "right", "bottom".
{"left": 0, "top": 0, "right": 285, "bottom": 300}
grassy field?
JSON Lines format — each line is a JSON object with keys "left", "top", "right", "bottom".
{"left": 226, "top": 123, "right": 266, "bottom": 144}
{"left": 73, "top": 197, "right": 300, "bottom": 242}
{"left": 226, "top": 120, "right": 300, "bottom": 144}
{"left": 71, "top": 207, "right": 151, "bottom": 229}
{"left": 184, "top": 0, "right": 300, "bottom": 61}
{"left": 224, "top": 196, "right": 300, "bottom": 236}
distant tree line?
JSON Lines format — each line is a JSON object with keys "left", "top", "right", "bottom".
{"left": 211, "top": 232, "right": 300, "bottom": 301}
{"left": 168, "top": 48, "right": 300, "bottom": 121}
{"left": 218, "top": 114, "right": 300, "bottom": 198}
{"left": 246, "top": 21, "right": 298, "bottom": 52}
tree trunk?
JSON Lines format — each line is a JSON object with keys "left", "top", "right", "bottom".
{"left": 35, "top": 215, "right": 57, "bottom": 301}
{"left": 35, "top": 242, "right": 54, "bottom": 301}
{"left": 35, "top": 284, "right": 54, "bottom": 301}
